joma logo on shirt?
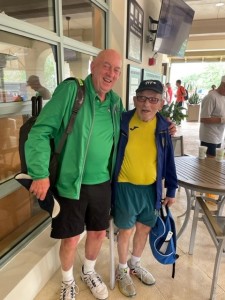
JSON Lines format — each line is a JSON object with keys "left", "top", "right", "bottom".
{"left": 130, "top": 126, "right": 139, "bottom": 131}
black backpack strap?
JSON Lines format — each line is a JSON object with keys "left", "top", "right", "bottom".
{"left": 31, "top": 95, "right": 42, "bottom": 116}
{"left": 54, "top": 78, "right": 85, "bottom": 155}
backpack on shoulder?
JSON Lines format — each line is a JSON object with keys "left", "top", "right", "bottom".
{"left": 184, "top": 88, "right": 189, "bottom": 100}
{"left": 16, "top": 77, "right": 85, "bottom": 216}
{"left": 17, "top": 77, "right": 85, "bottom": 190}
{"left": 149, "top": 205, "right": 179, "bottom": 278}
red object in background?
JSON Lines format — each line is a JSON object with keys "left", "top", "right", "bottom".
{"left": 149, "top": 58, "right": 156, "bottom": 65}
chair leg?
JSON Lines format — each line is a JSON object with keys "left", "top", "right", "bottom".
{"left": 217, "top": 195, "right": 225, "bottom": 215}
{"left": 209, "top": 239, "right": 225, "bottom": 300}
{"left": 189, "top": 199, "right": 200, "bottom": 254}
{"left": 109, "top": 218, "right": 116, "bottom": 290}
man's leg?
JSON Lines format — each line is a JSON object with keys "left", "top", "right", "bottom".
{"left": 80, "top": 181, "right": 111, "bottom": 299}
{"left": 128, "top": 222, "right": 155, "bottom": 286}
{"left": 132, "top": 222, "right": 150, "bottom": 257}
{"left": 116, "top": 227, "right": 136, "bottom": 297}
{"left": 117, "top": 228, "right": 134, "bottom": 264}
{"left": 85, "top": 230, "right": 106, "bottom": 260}
{"left": 80, "top": 230, "right": 109, "bottom": 300}
{"left": 60, "top": 236, "right": 80, "bottom": 300}
{"left": 60, "top": 236, "right": 80, "bottom": 270}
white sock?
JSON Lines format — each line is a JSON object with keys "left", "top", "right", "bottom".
{"left": 83, "top": 258, "right": 96, "bottom": 274}
{"left": 130, "top": 255, "right": 141, "bottom": 267}
{"left": 119, "top": 262, "right": 128, "bottom": 270}
{"left": 61, "top": 266, "right": 74, "bottom": 283}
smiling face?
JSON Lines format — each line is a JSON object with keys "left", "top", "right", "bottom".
{"left": 90, "top": 49, "right": 122, "bottom": 101}
{"left": 134, "top": 90, "right": 164, "bottom": 122}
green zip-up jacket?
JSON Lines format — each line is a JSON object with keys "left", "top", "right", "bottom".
{"left": 25, "top": 74, "right": 124, "bottom": 199}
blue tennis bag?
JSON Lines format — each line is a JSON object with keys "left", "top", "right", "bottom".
{"left": 149, "top": 205, "right": 179, "bottom": 278}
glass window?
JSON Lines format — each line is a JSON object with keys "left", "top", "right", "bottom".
{"left": 0, "top": 0, "right": 55, "bottom": 31}
{"left": 0, "top": 31, "right": 57, "bottom": 103}
{"left": 0, "top": 31, "right": 57, "bottom": 261}
{"left": 64, "top": 48, "right": 93, "bottom": 79}
{"left": 62, "top": 0, "right": 106, "bottom": 48}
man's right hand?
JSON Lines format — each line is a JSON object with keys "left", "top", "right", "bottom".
{"left": 29, "top": 178, "right": 50, "bottom": 201}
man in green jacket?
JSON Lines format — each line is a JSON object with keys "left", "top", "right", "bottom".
{"left": 25, "top": 49, "right": 123, "bottom": 300}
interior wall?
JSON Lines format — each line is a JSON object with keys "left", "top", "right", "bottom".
{"left": 109, "top": 0, "right": 164, "bottom": 107}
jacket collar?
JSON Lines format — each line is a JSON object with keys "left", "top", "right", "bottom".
{"left": 121, "top": 109, "right": 170, "bottom": 133}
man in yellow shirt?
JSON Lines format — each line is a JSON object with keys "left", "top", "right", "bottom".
{"left": 112, "top": 80, "right": 178, "bottom": 297}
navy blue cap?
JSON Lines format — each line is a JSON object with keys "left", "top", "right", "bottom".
{"left": 136, "top": 80, "right": 163, "bottom": 94}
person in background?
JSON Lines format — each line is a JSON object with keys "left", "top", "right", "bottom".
{"left": 175, "top": 79, "right": 186, "bottom": 107}
{"left": 166, "top": 82, "right": 173, "bottom": 104}
{"left": 199, "top": 75, "right": 225, "bottom": 158}
{"left": 162, "top": 84, "right": 169, "bottom": 104}
{"left": 27, "top": 75, "right": 51, "bottom": 100}
{"left": 112, "top": 79, "right": 178, "bottom": 297}
{"left": 209, "top": 84, "right": 216, "bottom": 93}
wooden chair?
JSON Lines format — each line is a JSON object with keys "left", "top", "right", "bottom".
{"left": 189, "top": 196, "right": 225, "bottom": 300}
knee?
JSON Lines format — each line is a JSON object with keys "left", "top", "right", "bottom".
{"left": 118, "top": 228, "right": 133, "bottom": 241}
{"left": 136, "top": 224, "right": 151, "bottom": 236}
{"left": 61, "top": 236, "right": 80, "bottom": 250}
{"left": 87, "top": 230, "right": 106, "bottom": 241}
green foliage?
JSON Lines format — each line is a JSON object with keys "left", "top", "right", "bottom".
{"left": 180, "top": 63, "right": 225, "bottom": 91}
{"left": 188, "top": 92, "right": 201, "bottom": 104}
{"left": 160, "top": 102, "right": 188, "bottom": 125}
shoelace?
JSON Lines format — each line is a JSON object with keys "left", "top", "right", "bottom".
{"left": 60, "top": 281, "right": 79, "bottom": 300}
{"left": 84, "top": 272, "right": 103, "bottom": 289}
{"left": 116, "top": 268, "right": 133, "bottom": 284}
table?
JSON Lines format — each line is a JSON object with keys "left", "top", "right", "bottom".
{"left": 175, "top": 156, "right": 225, "bottom": 239}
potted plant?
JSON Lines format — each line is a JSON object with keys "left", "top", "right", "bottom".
{"left": 187, "top": 91, "right": 201, "bottom": 122}
{"left": 160, "top": 102, "right": 188, "bottom": 125}
{"left": 188, "top": 92, "right": 201, "bottom": 105}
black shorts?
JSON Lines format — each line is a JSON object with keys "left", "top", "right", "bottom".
{"left": 51, "top": 181, "right": 111, "bottom": 239}
{"left": 200, "top": 141, "right": 221, "bottom": 156}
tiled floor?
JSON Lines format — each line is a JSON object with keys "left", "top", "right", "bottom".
{"left": 35, "top": 121, "right": 225, "bottom": 300}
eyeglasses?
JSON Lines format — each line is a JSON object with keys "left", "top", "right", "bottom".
{"left": 136, "top": 95, "right": 161, "bottom": 104}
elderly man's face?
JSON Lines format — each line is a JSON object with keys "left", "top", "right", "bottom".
{"left": 133, "top": 90, "right": 164, "bottom": 122}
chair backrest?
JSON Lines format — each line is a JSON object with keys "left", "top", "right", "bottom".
{"left": 172, "top": 135, "right": 184, "bottom": 156}
{"left": 197, "top": 196, "right": 224, "bottom": 237}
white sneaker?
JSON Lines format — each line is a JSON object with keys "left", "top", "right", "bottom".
{"left": 80, "top": 266, "right": 108, "bottom": 299}
{"left": 128, "top": 259, "right": 156, "bottom": 285}
{"left": 116, "top": 266, "right": 136, "bottom": 297}
{"left": 60, "top": 280, "right": 79, "bottom": 300}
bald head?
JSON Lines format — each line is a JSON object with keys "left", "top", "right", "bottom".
{"left": 95, "top": 49, "right": 122, "bottom": 64}
{"left": 90, "top": 48, "right": 122, "bottom": 101}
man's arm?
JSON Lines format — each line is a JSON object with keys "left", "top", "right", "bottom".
{"left": 201, "top": 117, "right": 223, "bottom": 124}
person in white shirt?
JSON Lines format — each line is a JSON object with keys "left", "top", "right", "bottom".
{"left": 199, "top": 75, "right": 225, "bottom": 157}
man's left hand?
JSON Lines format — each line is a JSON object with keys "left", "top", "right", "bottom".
{"left": 167, "top": 119, "right": 177, "bottom": 136}
{"left": 163, "top": 197, "right": 175, "bottom": 207}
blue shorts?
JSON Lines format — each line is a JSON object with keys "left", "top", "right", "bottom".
{"left": 200, "top": 141, "right": 221, "bottom": 156}
{"left": 113, "top": 182, "right": 158, "bottom": 229}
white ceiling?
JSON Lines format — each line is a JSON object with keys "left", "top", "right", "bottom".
{"left": 176, "top": 0, "right": 225, "bottom": 61}
{"left": 186, "top": 0, "right": 225, "bottom": 19}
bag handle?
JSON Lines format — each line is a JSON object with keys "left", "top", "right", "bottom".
{"left": 31, "top": 95, "right": 43, "bottom": 116}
